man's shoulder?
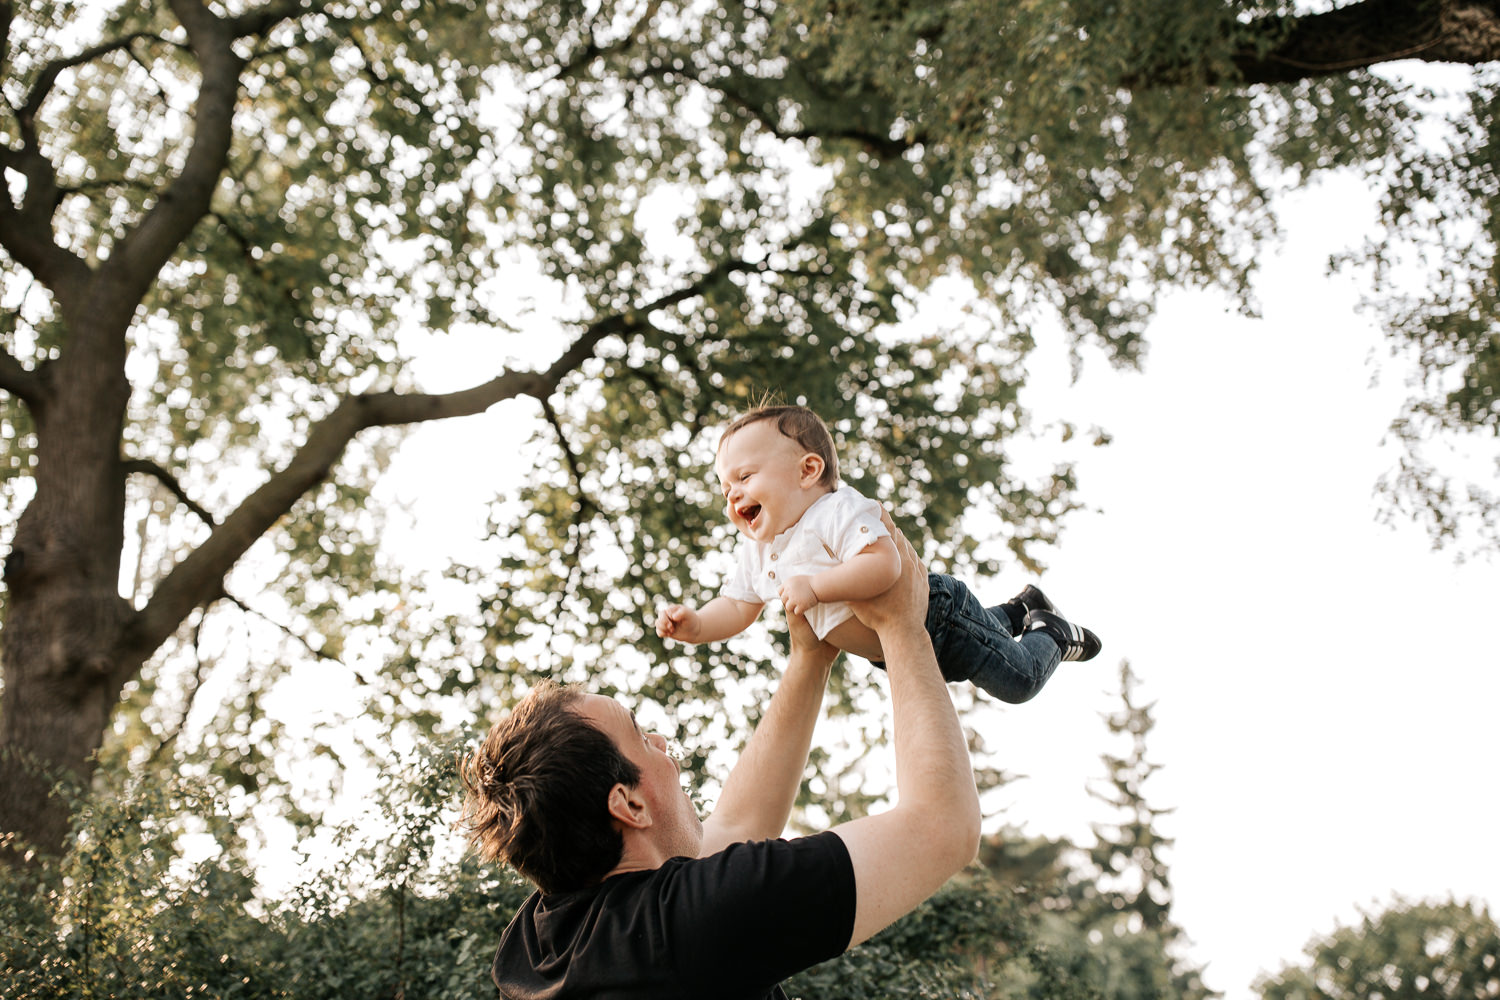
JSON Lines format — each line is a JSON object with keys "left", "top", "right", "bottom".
{"left": 494, "top": 837, "right": 854, "bottom": 998}
{"left": 600, "top": 834, "right": 853, "bottom": 906}
{"left": 688, "top": 832, "right": 854, "bottom": 895}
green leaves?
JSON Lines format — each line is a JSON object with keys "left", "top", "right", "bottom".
{"left": 6, "top": 0, "right": 1499, "bottom": 874}
{"left": 1354, "top": 69, "right": 1500, "bottom": 550}
{"left": 0, "top": 744, "right": 531, "bottom": 1000}
{"left": 2, "top": 660, "right": 1217, "bottom": 1000}
{"left": 1256, "top": 898, "right": 1500, "bottom": 1000}
{"left": 451, "top": 323, "right": 1076, "bottom": 779}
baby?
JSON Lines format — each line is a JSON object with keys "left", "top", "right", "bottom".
{"left": 655, "top": 405, "right": 1101, "bottom": 703}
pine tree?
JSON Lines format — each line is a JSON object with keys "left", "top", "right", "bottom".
{"left": 1071, "top": 661, "right": 1216, "bottom": 1000}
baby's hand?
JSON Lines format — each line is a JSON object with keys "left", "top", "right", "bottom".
{"left": 655, "top": 604, "right": 702, "bottom": 643}
{"left": 778, "top": 575, "right": 820, "bottom": 618}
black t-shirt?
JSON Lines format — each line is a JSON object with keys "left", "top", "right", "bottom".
{"left": 492, "top": 831, "right": 857, "bottom": 999}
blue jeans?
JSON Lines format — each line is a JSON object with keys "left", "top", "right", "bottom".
{"left": 873, "top": 574, "right": 1061, "bottom": 704}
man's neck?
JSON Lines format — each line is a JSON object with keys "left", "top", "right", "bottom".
{"left": 604, "top": 830, "right": 697, "bottom": 880}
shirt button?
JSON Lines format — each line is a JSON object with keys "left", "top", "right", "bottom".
{"left": 771, "top": 553, "right": 778, "bottom": 561}
{"left": 860, "top": 526, "right": 869, "bottom": 533}
{"left": 768, "top": 571, "right": 777, "bottom": 580}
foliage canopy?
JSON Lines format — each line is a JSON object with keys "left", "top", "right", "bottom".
{"left": 1, "top": 665, "right": 1224, "bottom": 1000}
{"left": 2, "top": 0, "right": 1499, "bottom": 863}
{"left": 1256, "top": 897, "right": 1500, "bottom": 1000}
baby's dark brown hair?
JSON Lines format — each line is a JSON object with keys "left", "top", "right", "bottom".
{"left": 719, "top": 405, "right": 840, "bottom": 490}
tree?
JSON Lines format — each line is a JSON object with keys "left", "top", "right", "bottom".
{"left": 1256, "top": 898, "right": 1500, "bottom": 1000}
{"left": 0, "top": 0, "right": 1077, "bottom": 866}
{"left": 1071, "top": 661, "right": 1213, "bottom": 1000}
{"left": 795, "top": 660, "right": 1216, "bottom": 1000}
{"left": 4, "top": 0, "right": 1499, "bottom": 867}
{"left": 0, "top": 737, "right": 533, "bottom": 999}
{"left": 1082, "top": 661, "right": 1177, "bottom": 934}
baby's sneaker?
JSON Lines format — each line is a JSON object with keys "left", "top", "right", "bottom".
{"left": 997, "top": 584, "right": 1058, "bottom": 634}
{"left": 1024, "top": 609, "right": 1101, "bottom": 662}
{"left": 1010, "top": 584, "right": 1058, "bottom": 617}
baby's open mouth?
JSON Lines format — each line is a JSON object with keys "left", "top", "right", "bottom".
{"left": 738, "top": 503, "right": 762, "bottom": 526}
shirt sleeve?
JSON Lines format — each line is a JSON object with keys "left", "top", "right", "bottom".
{"left": 662, "top": 832, "right": 857, "bottom": 992}
{"left": 829, "top": 489, "right": 889, "bottom": 562}
{"left": 721, "top": 543, "right": 763, "bottom": 605}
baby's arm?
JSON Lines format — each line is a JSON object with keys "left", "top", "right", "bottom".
{"left": 656, "top": 596, "right": 764, "bottom": 644}
{"left": 779, "top": 536, "right": 902, "bottom": 617}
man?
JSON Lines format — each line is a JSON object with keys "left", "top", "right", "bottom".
{"left": 457, "top": 519, "right": 981, "bottom": 998}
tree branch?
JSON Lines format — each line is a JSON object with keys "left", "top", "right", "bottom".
{"left": 56, "top": 176, "right": 158, "bottom": 205}
{"left": 0, "top": 347, "right": 41, "bottom": 405}
{"left": 641, "top": 63, "right": 912, "bottom": 160}
{"left": 104, "top": 0, "right": 304, "bottom": 308}
{"left": 141, "top": 609, "right": 210, "bottom": 769}
{"left": 0, "top": 27, "right": 185, "bottom": 300}
{"left": 102, "top": 1, "right": 244, "bottom": 305}
{"left": 119, "top": 258, "right": 759, "bottom": 671}
{"left": 538, "top": 394, "right": 594, "bottom": 600}
{"left": 548, "top": 0, "right": 664, "bottom": 82}
{"left": 1127, "top": 0, "right": 1500, "bottom": 89}
{"left": 123, "top": 458, "right": 217, "bottom": 525}
{"left": 538, "top": 395, "right": 594, "bottom": 515}
{"left": 18, "top": 31, "right": 164, "bottom": 123}
{"left": 220, "top": 590, "right": 344, "bottom": 665}
{"left": 0, "top": 1, "right": 14, "bottom": 85}
{"left": 0, "top": 138, "right": 92, "bottom": 299}
{"left": 1230, "top": 0, "right": 1474, "bottom": 85}
{"left": 228, "top": 0, "right": 326, "bottom": 40}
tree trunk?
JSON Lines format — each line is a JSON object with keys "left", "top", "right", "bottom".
{"left": 0, "top": 311, "right": 135, "bottom": 867}
{"left": 0, "top": 262, "right": 672, "bottom": 866}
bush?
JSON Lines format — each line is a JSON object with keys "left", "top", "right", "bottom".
{"left": 1, "top": 741, "right": 528, "bottom": 1000}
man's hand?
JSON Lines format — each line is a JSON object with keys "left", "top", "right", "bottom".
{"left": 786, "top": 606, "right": 839, "bottom": 672}
{"left": 845, "top": 511, "right": 928, "bottom": 634}
{"left": 655, "top": 604, "right": 703, "bottom": 642}
{"left": 778, "top": 575, "right": 820, "bottom": 617}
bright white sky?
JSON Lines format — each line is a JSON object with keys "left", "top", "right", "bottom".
{"left": 961, "top": 172, "right": 1500, "bottom": 996}
{"left": 374, "top": 166, "right": 1498, "bottom": 998}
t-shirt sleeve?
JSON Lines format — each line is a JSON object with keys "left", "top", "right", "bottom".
{"left": 721, "top": 545, "right": 763, "bottom": 605}
{"left": 663, "top": 832, "right": 857, "bottom": 992}
{"left": 829, "top": 490, "right": 889, "bottom": 562}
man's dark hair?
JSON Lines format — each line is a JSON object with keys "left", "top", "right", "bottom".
{"left": 720, "top": 404, "right": 840, "bottom": 490}
{"left": 457, "top": 681, "right": 642, "bottom": 894}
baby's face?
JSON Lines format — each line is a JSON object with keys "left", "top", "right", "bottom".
{"left": 715, "top": 420, "right": 825, "bottom": 542}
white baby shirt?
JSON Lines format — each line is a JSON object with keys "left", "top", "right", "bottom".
{"left": 722, "top": 485, "right": 892, "bottom": 640}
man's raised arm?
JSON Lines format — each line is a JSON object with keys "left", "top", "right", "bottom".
{"left": 698, "top": 612, "right": 839, "bottom": 856}
{"left": 831, "top": 521, "right": 982, "bottom": 948}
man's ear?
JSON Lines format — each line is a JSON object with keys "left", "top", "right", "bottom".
{"left": 606, "top": 783, "right": 651, "bottom": 831}
{"left": 799, "top": 453, "right": 825, "bottom": 487}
